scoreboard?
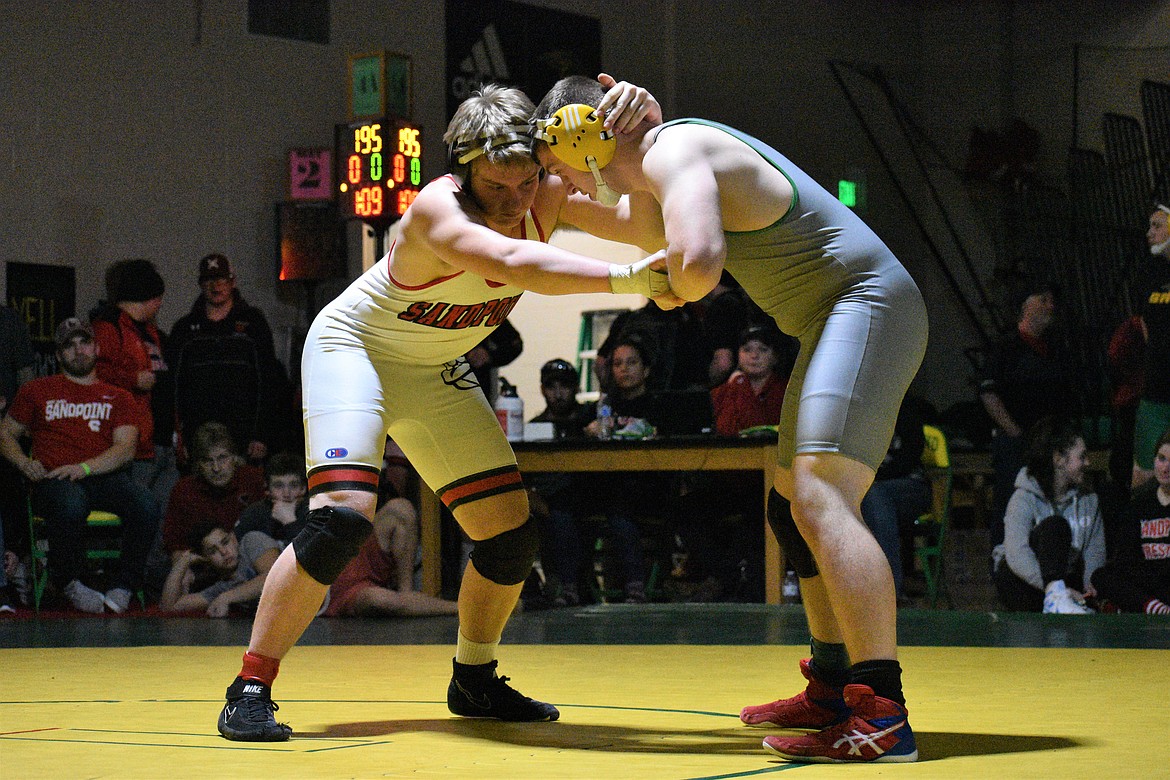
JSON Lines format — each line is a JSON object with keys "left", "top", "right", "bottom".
{"left": 336, "top": 117, "right": 422, "bottom": 223}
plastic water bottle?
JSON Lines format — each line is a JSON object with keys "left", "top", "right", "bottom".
{"left": 494, "top": 378, "right": 524, "bottom": 442}
{"left": 782, "top": 570, "right": 801, "bottom": 604}
{"left": 596, "top": 393, "right": 614, "bottom": 440}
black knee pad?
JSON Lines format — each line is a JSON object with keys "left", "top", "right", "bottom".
{"left": 767, "top": 489, "right": 819, "bottom": 578}
{"left": 470, "top": 517, "right": 539, "bottom": 585}
{"left": 291, "top": 505, "right": 373, "bottom": 585}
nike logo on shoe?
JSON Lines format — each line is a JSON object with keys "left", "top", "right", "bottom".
{"left": 832, "top": 719, "right": 906, "bottom": 758}
{"left": 223, "top": 706, "right": 237, "bottom": 721}
{"left": 242, "top": 684, "right": 264, "bottom": 695}
{"left": 454, "top": 680, "right": 492, "bottom": 710}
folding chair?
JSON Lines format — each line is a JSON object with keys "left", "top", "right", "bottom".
{"left": 27, "top": 503, "right": 145, "bottom": 614}
{"left": 913, "top": 424, "right": 953, "bottom": 608}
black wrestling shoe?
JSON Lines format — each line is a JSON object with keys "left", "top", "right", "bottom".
{"left": 218, "top": 677, "right": 293, "bottom": 741}
{"left": 447, "top": 659, "right": 560, "bottom": 722}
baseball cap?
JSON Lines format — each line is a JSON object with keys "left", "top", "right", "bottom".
{"left": 198, "top": 253, "right": 234, "bottom": 282}
{"left": 540, "top": 358, "right": 579, "bottom": 387}
{"left": 55, "top": 317, "right": 94, "bottom": 347}
{"left": 738, "top": 323, "right": 785, "bottom": 352}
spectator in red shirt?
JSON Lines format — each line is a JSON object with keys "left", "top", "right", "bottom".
{"left": 0, "top": 318, "right": 160, "bottom": 613}
{"left": 710, "top": 324, "right": 794, "bottom": 436}
{"left": 161, "top": 421, "right": 266, "bottom": 562}
{"left": 672, "top": 324, "right": 795, "bottom": 602}
{"left": 92, "top": 258, "right": 178, "bottom": 513}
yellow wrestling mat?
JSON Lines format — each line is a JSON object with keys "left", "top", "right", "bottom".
{"left": 2, "top": 644, "right": 1167, "bottom": 779}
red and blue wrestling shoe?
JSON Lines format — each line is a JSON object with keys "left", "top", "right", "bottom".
{"left": 739, "top": 658, "right": 849, "bottom": 730}
{"left": 762, "top": 684, "right": 918, "bottom": 763}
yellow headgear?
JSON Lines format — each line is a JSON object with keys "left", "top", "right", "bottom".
{"left": 533, "top": 104, "right": 616, "bottom": 172}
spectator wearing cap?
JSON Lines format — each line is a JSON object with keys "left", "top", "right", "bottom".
{"left": 526, "top": 359, "right": 592, "bottom": 607}
{"left": 709, "top": 323, "right": 795, "bottom": 437}
{"left": 167, "top": 253, "right": 285, "bottom": 461}
{"left": 91, "top": 259, "right": 176, "bottom": 508}
{"left": 0, "top": 318, "right": 160, "bottom": 613}
{"left": 979, "top": 277, "right": 1078, "bottom": 548}
{"left": 530, "top": 358, "right": 591, "bottom": 438}
{"left": 669, "top": 323, "right": 794, "bottom": 603}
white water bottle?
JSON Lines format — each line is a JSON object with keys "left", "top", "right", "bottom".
{"left": 495, "top": 378, "right": 524, "bottom": 442}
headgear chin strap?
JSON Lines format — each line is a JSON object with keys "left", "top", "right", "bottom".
{"left": 534, "top": 104, "right": 621, "bottom": 206}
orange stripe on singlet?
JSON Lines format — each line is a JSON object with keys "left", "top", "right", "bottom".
{"left": 307, "top": 466, "right": 380, "bottom": 495}
{"left": 438, "top": 467, "right": 524, "bottom": 510}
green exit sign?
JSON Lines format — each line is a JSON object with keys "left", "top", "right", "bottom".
{"left": 837, "top": 174, "right": 866, "bottom": 211}
{"left": 838, "top": 179, "right": 858, "bottom": 208}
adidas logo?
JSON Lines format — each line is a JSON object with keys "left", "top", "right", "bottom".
{"left": 242, "top": 684, "right": 265, "bottom": 695}
{"left": 451, "top": 23, "right": 509, "bottom": 101}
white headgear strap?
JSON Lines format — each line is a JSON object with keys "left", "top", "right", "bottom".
{"left": 452, "top": 124, "right": 532, "bottom": 166}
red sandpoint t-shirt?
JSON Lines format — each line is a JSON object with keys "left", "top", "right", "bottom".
{"left": 7, "top": 374, "right": 139, "bottom": 471}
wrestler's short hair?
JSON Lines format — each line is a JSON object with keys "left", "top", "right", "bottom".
{"left": 444, "top": 84, "right": 536, "bottom": 174}
{"left": 532, "top": 75, "right": 605, "bottom": 126}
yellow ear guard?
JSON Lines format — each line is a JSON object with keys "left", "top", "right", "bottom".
{"left": 533, "top": 104, "right": 616, "bottom": 172}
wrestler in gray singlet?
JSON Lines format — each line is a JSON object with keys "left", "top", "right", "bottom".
{"left": 656, "top": 119, "right": 929, "bottom": 472}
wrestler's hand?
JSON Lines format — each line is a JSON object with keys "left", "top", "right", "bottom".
{"left": 646, "top": 251, "right": 685, "bottom": 309}
{"left": 598, "top": 73, "right": 662, "bottom": 133}
{"left": 609, "top": 251, "right": 672, "bottom": 298}
{"left": 207, "top": 594, "right": 231, "bottom": 618}
{"left": 272, "top": 500, "right": 299, "bottom": 526}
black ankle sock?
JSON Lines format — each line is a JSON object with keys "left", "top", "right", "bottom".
{"left": 453, "top": 659, "right": 496, "bottom": 678}
{"left": 849, "top": 659, "right": 905, "bottom": 706}
{"left": 808, "top": 639, "right": 851, "bottom": 689}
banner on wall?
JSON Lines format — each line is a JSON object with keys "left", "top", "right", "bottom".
{"left": 445, "top": 0, "right": 601, "bottom": 121}
{"left": 5, "top": 262, "right": 76, "bottom": 362}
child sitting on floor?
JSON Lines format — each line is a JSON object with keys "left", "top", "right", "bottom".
{"left": 160, "top": 522, "right": 281, "bottom": 617}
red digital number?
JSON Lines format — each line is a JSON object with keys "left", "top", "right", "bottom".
{"left": 397, "top": 189, "right": 417, "bottom": 215}
{"left": 354, "top": 186, "right": 384, "bottom": 217}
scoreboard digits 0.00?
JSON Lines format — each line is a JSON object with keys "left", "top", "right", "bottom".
{"left": 336, "top": 117, "right": 422, "bottom": 222}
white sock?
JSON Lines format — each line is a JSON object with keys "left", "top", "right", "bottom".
{"left": 455, "top": 631, "right": 499, "bottom": 666}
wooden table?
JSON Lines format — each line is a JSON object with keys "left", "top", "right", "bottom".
{"left": 417, "top": 437, "right": 786, "bottom": 603}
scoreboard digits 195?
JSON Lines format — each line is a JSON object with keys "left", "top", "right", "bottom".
{"left": 336, "top": 117, "right": 422, "bottom": 223}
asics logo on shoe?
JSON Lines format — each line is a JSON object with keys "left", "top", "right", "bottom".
{"left": 454, "top": 680, "right": 491, "bottom": 710}
{"left": 242, "top": 684, "right": 265, "bottom": 695}
{"left": 832, "top": 719, "right": 906, "bottom": 758}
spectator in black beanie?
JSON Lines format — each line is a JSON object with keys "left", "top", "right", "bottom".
{"left": 92, "top": 259, "right": 177, "bottom": 515}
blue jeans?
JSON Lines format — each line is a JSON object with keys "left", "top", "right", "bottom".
{"left": 31, "top": 470, "right": 161, "bottom": 590}
{"left": 861, "top": 475, "right": 931, "bottom": 597}
{"left": 542, "top": 507, "right": 645, "bottom": 590}
{"left": 990, "top": 433, "right": 1024, "bottom": 548}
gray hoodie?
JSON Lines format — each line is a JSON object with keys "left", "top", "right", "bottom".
{"left": 993, "top": 467, "right": 1105, "bottom": 591}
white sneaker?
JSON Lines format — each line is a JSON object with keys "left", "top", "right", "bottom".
{"left": 63, "top": 579, "right": 106, "bottom": 613}
{"left": 1043, "top": 581, "right": 1092, "bottom": 614}
{"left": 104, "top": 588, "right": 133, "bottom": 614}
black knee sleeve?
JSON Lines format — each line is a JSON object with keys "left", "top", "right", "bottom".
{"left": 291, "top": 505, "right": 372, "bottom": 585}
{"left": 767, "top": 489, "right": 819, "bottom": 578}
{"left": 470, "top": 517, "right": 539, "bottom": 585}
